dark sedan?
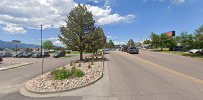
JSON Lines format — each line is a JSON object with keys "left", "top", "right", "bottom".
{"left": 53, "top": 51, "right": 66, "bottom": 58}
{"left": 127, "top": 47, "right": 139, "bottom": 54}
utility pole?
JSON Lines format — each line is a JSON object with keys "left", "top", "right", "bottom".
{"left": 40, "top": 25, "right": 44, "bottom": 75}
{"left": 12, "top": 40, "right": 21, "bottom": 55}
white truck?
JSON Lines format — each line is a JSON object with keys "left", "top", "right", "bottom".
{"left": 189, "top": 49, "right": 203, "bottom": 54}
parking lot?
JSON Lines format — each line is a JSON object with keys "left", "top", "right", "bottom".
{"left": 0, "top": 54, "right": 79, "bottom": 99}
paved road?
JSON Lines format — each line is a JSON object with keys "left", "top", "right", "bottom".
{"left": 1, "top": 50, "right": 203, "bottom": 100}
{"left": 106, "top": 50, "right": 203, "bottom": 100}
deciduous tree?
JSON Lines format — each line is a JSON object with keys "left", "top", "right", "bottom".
{"left": 43, "top": 40, "right": 54, "bottom": 50}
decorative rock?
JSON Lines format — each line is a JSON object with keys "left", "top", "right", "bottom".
{"left": 25, "top": 61, "right": 103, "bottom": 93}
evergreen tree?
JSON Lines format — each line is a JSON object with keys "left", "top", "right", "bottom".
{"left": 127, "top": 39, "right": 135, "bottom": 47}
{"left": 59, "top": 4, "right": 95, "bottom": 60}
{"left": 86, "top": 27, "right": 106, "bottom": 54}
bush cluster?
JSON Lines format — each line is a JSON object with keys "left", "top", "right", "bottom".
{"left": 50, "top": 67, "right": 85, "bottom": 80}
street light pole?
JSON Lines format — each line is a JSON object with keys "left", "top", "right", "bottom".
{"left": 40, "top": 25, "right": 44, "bottom": 75}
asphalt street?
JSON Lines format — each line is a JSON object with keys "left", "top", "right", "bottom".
{"left": 1, "top": 50, "right": 203, "bottom": 100}
{"left": 107, "top": 50, "right": 203, "bottom": 100}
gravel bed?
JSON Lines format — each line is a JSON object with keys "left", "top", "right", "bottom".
{"left": 25, "top": 61, "right": 103, "bottom": 93}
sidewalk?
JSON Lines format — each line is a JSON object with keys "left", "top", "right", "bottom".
{"left": 0, "top": 62, "right": 33, "bottom": 71}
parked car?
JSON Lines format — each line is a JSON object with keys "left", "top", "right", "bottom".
{"left": 196, "top": 49, "right": 203, "bottom": 55}
{"left": 174, "top": 46, "right": 185, "bottom": 51}
{"left": 13, "top": 52, "right": 24, "bottom": 58}
{"left": 32, "top": 52, "right": 50, "bottom": 58}
{"left": 189, "top": 49, "right": 203, "bottom": 54}
{"left": 127, "top": 47, "right": 139, "bottom": 54}
{"left": 32, "top": 52, "right": 41, "bottom": 58}
{"left": 122, "top": 46, "right": 128, "bottom": 52}
{"left": 43, "top": 52, "right": 50, "bottom": 57}
{"left": 53, "top": 51, "right": 66, "bottom": 58}
{"left": 103, "top": 48, "right": 111, "bottom": 51}
{"left": 0, "top": 53, "right": 3, "bottom": 57}
{"left": 0, "top": 52, "right": 12, "bottom": 57}
{"left": 4, "top": 53, "right": 13, "bottom": 57}
{"left": 0, "top": 57, "right": 3, "bottom": 63}
{"left": 22, "top": 52, "right": 35, "bottom": 58}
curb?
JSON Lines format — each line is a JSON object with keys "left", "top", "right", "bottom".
{"left": 20, "top": 61, "right": 105, "bottom": 97}
{"left": 0, "top": 62, "right": 33, "bottom": 71}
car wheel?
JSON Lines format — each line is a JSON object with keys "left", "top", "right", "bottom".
{"left": 196, "top": 51, "right": 201, "bottom": 54}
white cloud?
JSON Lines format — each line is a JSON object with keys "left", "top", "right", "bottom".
{"left": 53, "top": 40, "right": 63, "bottom": 45}
{"left": 146, "top": 0, "right": 187, "bottom": 4}
{"left": 114, "top": 41, "right": 126, "bottom": 45}
{"left": 86, "top": 5, "right": 135, "bottom": 25}
{"left": 174, "top": 0, "right": 186, "bottom": 4}
{"left": 48, "top": 37, "right": 58, "bottom": 40}
{"left": 0, "top": 0, "right": 75, "bottom": 33}
{"left": 88, "top": 0, "right": 99, "bottom": 3}
{"left": 106, "top": 35, "right": 112, "bottom": 38}
{"left": 0, "top": 0, "right": 135, "bottom": 34}
{"left": 2, "top": 24, "right": 26, "bottom": 34}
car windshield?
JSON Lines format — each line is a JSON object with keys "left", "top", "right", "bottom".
{"left": 130, "top": 47, "right": 137, "bottom": 49}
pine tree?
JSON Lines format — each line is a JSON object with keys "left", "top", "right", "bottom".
{"left": 127, "top": 39, "right": 135, "bottom": 47}
{"left": 59, "top": 4, "right": 95, "bottom": 60}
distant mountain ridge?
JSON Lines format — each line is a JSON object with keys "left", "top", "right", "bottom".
{"left": 0, "top": 40, "right": 40, "bottom": 48}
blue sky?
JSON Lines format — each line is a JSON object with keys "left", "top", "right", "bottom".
{"left": 0, "top": 0, "right": 203, "bottom": 45}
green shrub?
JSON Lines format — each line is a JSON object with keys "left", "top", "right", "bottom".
{"left": 51, "top": 67, "right": 85, "bottom": 80}
{"left": 53, "top": 69, "right": 72, "bottom": 80}
{"left": 72, "top": 69, "right": 85, "bottom": 77}
{"left": 50, "top": 69, "right": 60, "bottom": 75}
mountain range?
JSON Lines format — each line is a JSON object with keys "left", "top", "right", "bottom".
{"left": 0, "top": 40, "right": 40, "bottom": 48}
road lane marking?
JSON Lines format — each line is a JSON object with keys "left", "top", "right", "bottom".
{"left": 118, "top": 52, "right": 203, "bottom": 85}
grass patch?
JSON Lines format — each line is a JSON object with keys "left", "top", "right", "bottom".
{"left": 165, "top": 51, "right": 203, "bottom": 59}
{"left": 149, "top": 48, "right": 169, "bottom": 52}
{"left": 150, "top": 49, "right": 203, "bottom": 60}
{"left": 61, "top": 55, "right": 76, "bottom": 59}
{"left": 70, "top": 51, "right": 92, "bottom": 54}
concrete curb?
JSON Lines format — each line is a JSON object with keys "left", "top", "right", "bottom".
{"left": 19, "top": 61, "right": 105, "bottom": 97}
{"left": 0, "top": 62, "right": 33, "bottom": 71}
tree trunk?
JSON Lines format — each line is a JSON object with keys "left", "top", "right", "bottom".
{"left": 169, "top": 47, "right": 173, "bottom": 51}
{"left": 96, "top": 51, "right": 98, "bottom": 59}
{"left": 161, "top": 47, "right": 163, "bottom": 51}
{"left": 80, "top": 52, "right": 83, "bottom": 60}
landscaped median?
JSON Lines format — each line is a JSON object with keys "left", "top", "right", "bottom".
{"left": 25, "top": 57, "right": 104, "bottom": 93}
